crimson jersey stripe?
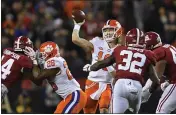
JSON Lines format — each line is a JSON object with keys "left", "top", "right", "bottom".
{"left": 157, "top": 84, "right": 176, "bottom": 112}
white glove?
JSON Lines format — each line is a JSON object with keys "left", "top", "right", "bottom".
{"left": 24, "top": 46, "right": 37, "bottom": 65}
{"left": 72, "top": 15, "right": 85, "bottom": 26}
{"left": 141, "top": 88, "right": 151, "bottom": 103}
{"left": 83, "top": 64, "right": 91, "bottom": 72}
{"left": 142, "top": 79, "right": 152, "bottom": 91}
{"left": 160, "top": 81, "right": 169, "bottom": 91}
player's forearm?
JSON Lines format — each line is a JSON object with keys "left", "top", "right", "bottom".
{"left": 36, "top": 68, "right": 60, "bottom": 81}
{"left": 155, "top": 60, "right": 166, "bottom": 79}
{"left": 72, "top": 29, "right": 81, "bottom": 44}
{"left": 91, "top": 55, "right": 115, "bottom": 71}
{"left": 149, "top": 65, "right": 160, "bottom": 85}
{"left": 90, "top": 61, "right": 108, "bottom": 71}
{"left": 32, "top": 65, "right": 41, "bottom": 79}
{"left": 149, "top": 65, "right": 160, "bottom": 92}
{"left": 149, "top": 82, "right": 159, "bottom": 93}
{"left": 90, "top": 60, "right": 113, "bottom": 71}
{"left": 72, "top": 24, "right": 84, "bottom": 46}
{"left": 72, "top": 25, "right": 93, "bottom": 53}
{"left": 30, "top": 76, "right": 43, "bottom": 86}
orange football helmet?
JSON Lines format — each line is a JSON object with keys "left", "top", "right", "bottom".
{"left": 102, "top": 19, "right": 122, "bottom": 42}
{"left": 39, "top": 41, "right": 60, "bottom": 61}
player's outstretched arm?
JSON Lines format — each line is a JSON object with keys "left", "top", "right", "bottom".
{"left": 141, "top": 64, "right": 160, "bottom": 103}
{"left": 22, "top": 68, "right": 43, "bottom": 86}
{"left": 155, "top": 60, "right": 166, "bottom": 79}
{"left": 72, "top": 19, "right": 93, "bottom": 53}
{"left": 90, "top": 55, "right": 115, "bottom": 71}
{"left": 34, "top": 67, "right": 60, "bottom": 80}
{"left": 148, "top": 64, "right": 160, "bottom": 93}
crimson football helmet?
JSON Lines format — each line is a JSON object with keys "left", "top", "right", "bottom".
{"left": 102, "top": 19, "right": 122, "bottom": 43}
{"left": 144, "top": 31, "right": 162, "bottom": 50}
{"left": 125, "top": 28, "right": 145, "bottom": 48}
{"left": 13, "top": 36, "right": 33, "bottom": 52}
{"left": 39, "top": 41, "right": 60, "bottom": 61}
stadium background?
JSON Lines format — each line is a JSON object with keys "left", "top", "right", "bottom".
{"left": 1, "top": 0, "right": 176, "bottom": 113}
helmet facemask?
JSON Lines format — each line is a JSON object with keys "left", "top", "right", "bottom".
{"left": 36, "top": 50, "right": 45, "bottom": 66}
{"left": 102, "top": 27, "right": 119, "bottom": 43}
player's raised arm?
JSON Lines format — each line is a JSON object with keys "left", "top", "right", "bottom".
{"left": 72, "top": 10, "right": 93, "bottom": 53}
{"left": 83, "top": 55, "right": 115, "bottom": 72}
{"left": 34, "top": 67, "right": 60, "bottom": 80}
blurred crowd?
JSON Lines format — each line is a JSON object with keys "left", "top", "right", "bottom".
{"left": 1, "top": 0, "right": 176, "bottom": 113}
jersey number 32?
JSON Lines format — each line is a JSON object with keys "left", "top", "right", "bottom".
{"left": 118, "top": 50, "right": 146, "bottom": 75}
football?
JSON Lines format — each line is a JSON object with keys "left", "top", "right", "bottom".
{"left": 72, "top": 10, "right": 86, "bottom": 23}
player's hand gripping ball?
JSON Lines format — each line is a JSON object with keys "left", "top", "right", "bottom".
{"left": 72, "top": 10, "right": 86, "bottom": 24}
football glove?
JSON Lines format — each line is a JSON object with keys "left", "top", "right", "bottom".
{"left": 83, "top": 64, "right": 91, "bottom": 72}
{"left": 141, "top": 88, "right": 151, "bottom": 103}
{"left": 24, "top": 46, "right": 37, "bottom": 65}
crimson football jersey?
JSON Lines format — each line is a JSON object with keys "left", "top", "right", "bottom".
{"left": 153, "top": 44, "right": 176, "bottom": 84}
{"left": 113, "top": 46, "right": 156, "bottom": 84}
{"left": 1, "top": 48, "right": 33, "bottom": 88}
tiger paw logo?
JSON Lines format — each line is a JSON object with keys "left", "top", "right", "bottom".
{"left": 44, "top": 45, "right": 53, "bottom": 53}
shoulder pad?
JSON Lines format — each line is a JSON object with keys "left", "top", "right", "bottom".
{"left": 44, "top": 57, "right": 63, "bottom": 69}
{"left": 89, "top": 36, "right": 103, "bottom": 44}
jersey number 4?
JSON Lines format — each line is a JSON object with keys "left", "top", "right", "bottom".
{"left": 1, "top": 56, "right": 15, "bottom": 80}
{"left": 118, "top": 50, "right": 146, "bottom": 75}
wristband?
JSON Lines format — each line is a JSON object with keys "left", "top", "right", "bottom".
{"left": 107, "top": 66, "right": 115, "bottom": 73}
{"left": 74, "top": 24, "right": 81, "bottom": 31}
{"left": 33, "top": 60, "right": 38, "bottom": 65}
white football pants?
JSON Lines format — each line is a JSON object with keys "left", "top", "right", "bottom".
{"left": 156, "top": 84, "right": 176, "bottom": 113}
{"left": 113, "top": 79, "right": 142, "bottom": 113}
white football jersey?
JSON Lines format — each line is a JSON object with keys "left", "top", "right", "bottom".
{"left": 44, "top": 56, "right": 80, "bottom": 99}
{"left": 88, "top": 37, "right": 115, "bottom": 83}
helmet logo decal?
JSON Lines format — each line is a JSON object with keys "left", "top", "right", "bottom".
{"left": 145, "top": 35, "right": 150, "bottom": 42}
{"left": 44, "top": 45, "right": 53, "bottom": 53}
